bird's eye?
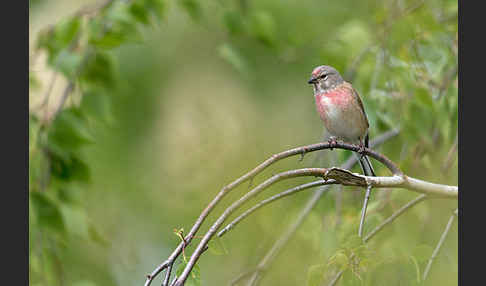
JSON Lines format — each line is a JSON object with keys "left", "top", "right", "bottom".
{"left": 320, "top": 74, "right": 328, "bottom": 80}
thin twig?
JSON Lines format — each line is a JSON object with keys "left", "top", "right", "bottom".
{"left": 217, "top": 180, "right": 337, "bottom": 237}
{"left": 327, "top": 270, "right": 344, "bottom": 286}
{"left": 422, "top": 209, "right": 457, "bottom": 281}
{"left": 229, "top": 268, "right": 261, "bottom": 286}
{"left": 364, "top": 194, "right": 427, "bottom": 242}
{"left": 358, "top": 185, "right": 373, "bottom": 237}
{"left": 442, "top": 133, "right": 458, "bottom": 173}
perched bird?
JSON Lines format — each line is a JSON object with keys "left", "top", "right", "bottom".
{"left": 308, "top": 65, "right": 375, "bottom": 236}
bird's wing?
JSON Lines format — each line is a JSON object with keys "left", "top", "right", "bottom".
{"left": 344, "top": 81, "right": 369, "bottom": 129}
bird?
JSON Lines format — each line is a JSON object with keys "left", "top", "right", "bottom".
{"left": 308, "top": 65, "right": 375, "bottom": 236}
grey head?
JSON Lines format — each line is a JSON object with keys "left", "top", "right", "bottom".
{"left": 307, "top": 65, "right": 344, "bottom": 94}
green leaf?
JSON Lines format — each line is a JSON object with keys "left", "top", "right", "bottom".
{"left": 48, "top": 108, "right": 94, "bottom": 151}
{"left": 175, "top": 261, "right": 201, "bottom": 286}
{"left": 49, "top": 152, "right": 91, "bottom": 183}
{"left": 130, "top": 2, "right": 150, "bottom": 24}
{"left": 80, "top": 52, "right": 115, "bottom": 88}
{"left": 307, "top": 264, "right": 326, "bottom": 286}
{"left": 89, "top": 3, "right": 143, "bottom": 49}
{"left": 31, "top": 192, "right": 65, "bottom": 234}
{"left": 37, "top": 16, "right": 81, "bottom": 64}
{"left": 54, "top": 50, "right": 83, "bottom": 79}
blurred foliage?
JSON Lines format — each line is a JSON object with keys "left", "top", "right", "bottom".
{"left": 29, "top": 0, "right": 457, "bottom": 285}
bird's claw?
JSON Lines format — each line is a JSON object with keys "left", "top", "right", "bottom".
{"left": 328, "top": 137, "right": 337, "bottom": 150}
{"left": 358, "top": 141, "right": 366, "bottom": 158}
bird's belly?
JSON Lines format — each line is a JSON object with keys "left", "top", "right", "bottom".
{"left": 316, "top": 95, "right": 365, "bottom": 142}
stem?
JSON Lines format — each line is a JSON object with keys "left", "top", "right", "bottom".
{"left": 422, "top": 209, "right": 457, "bottom": 281}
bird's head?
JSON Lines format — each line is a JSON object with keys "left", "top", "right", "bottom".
{"left": 308, "top": 65, "right": 344, "bottom": 93}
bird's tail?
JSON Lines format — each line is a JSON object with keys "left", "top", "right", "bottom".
{"left": 357, "top": 153, "right": 375, "bottom": 177}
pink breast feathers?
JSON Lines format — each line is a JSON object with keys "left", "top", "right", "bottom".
{"left": 315, "top": 87, "right": 352, "bottom": 118}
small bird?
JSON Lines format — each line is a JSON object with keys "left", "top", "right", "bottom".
{"left": 308, "top": 65, "right": 375, "bottom": 236}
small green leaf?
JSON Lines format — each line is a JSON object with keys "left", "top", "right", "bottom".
{"left": 31, "top": 192, "right": 65, "bottom": 234}
{"left": 307, "top": 264, "right": 326, "bottom": 286}
{"left": 37, "top": 16, "right": 81, "bottom": 64}
{"left": 54, "top": 50, "right": 83, "bottom": 79}
{"left": 49, "top": 152, "right": 91, "bottom": 183}
{"left": 80, "top": 52, "right": 115, "bottom": 88}
{"left": 130, "top": 2, "right": 150, "bottom": 24}
{"left": 48, "top": 108, "right": 94, "bottom": 151}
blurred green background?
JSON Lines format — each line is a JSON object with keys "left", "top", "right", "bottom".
{"left": 29, "top": 0, "right": 458, "bottom": 285}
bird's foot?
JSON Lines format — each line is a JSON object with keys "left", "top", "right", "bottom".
{"left": 328, "top": 137, "right": 338, "bottom": 150}
{"left": 358, "top": 141, "right": 366, "bottom": 158}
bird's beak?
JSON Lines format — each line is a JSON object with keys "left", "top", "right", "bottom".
{"left": 308, "top": 77, "right": 317, "bottom": 84}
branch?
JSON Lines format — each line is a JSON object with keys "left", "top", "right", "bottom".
{"left": 422, "top": 209, "right": 457, "bottom": 281}
{"left": 203, "top": 130, "right": 399, "bottom": 285}
{"left": 234, "top": 128, "right": 400, "bottom": 285}
{"left": 317, "top": 167, "right": 457, "bottom": 198}
{"left": 173, "top": 168, "right": 330, "bottom": 285}
{"left": 217, "top": 180, "right": 336, "bottom": 237}
{"left": 155, "top": 132, "right": 458, "bottom": 285}
{"left": 143, "top": 129, "right": 399, "bottom": 285}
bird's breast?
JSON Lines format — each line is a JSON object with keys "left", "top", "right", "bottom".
{"left": 314, "top": 88, "right": 366, "bottom": 141}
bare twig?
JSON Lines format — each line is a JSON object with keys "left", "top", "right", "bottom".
{"left": 217, "top": 180, "right": 337, "bottom": 237}
{"left": 358, "top": 185, "right": 373, "bottom": 237}
{"left": 435, "top": 65, "right": 458, "bottom": 100}
{"left": 364, "top": 194, "right": 428, "bottom": 242}
{"left": 442, "top": 133, "right": 458, "bottom": 173}
{"left": 422, "top": 209, "right": 458, "bottom": 281}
